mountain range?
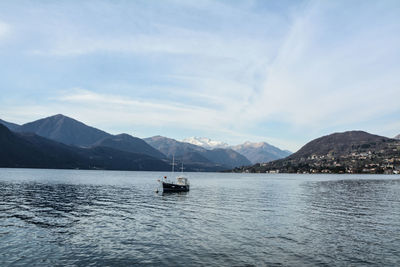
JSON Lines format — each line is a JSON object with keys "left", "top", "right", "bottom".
{"left": 144, "top": 136, "right": 251, "bottom": 171}
{"left": 93, "top": 134, "right": 165, "bottom": 159}
{"left": 8, "top": 114, "right": 166, "bottom": 161}
{"left": 0, "top": 123, "right": 170, "bottom": 170}
{"left": 182, "top": 137, "right": 291, "bottom": 164}
{"left": 231, "top": 142, "right": 291, "bottom": 164}
{"left": 1, "top": 114, "right": 288, "bottom": 171}
{"left": 182, "top": 137, "right": 229, "bottom": 149}
{"left": 1, "top": 115, "right": 399, "bottom": 173}
{"left": 236, "top": 131, "right": 400, "bottom": 174}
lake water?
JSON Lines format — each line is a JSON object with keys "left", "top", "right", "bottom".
{"left": 0, "top": 169, "right": 399, "bottom": 266}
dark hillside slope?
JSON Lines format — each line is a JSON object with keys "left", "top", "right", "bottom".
{"left": 93, "top": 134, "right": 166, "bottom": 159}
{"left": 0, "top": 124, "right": 85, "bottom": 168}
{"left": 0, "top": 119, "right": 20, "bottom": 131}
{"left": 0, "top": 124, "right": 170, "bottom": 171}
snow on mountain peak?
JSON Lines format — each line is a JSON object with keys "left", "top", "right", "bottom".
{"left": 182, "top": 137, "right": 229, "bottom": 149}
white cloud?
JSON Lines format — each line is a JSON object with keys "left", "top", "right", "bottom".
{"left": 0, "top": 21, "right": 10, "bottom": 40}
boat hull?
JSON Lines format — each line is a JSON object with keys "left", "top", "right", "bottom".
{"left": 162, "top": 182, "right": 190, "bottom": 192}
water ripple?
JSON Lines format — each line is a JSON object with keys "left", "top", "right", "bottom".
{"left": 0, "top": 170, "right": 400, "bottom": 266}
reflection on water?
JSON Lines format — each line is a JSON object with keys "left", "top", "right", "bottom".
{"left": 0, "top": 169, "right": 399, "bottom": 266}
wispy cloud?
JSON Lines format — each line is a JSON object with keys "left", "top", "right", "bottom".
{"left": 55, "top": 88, "right": 233, "bottom": 132}
{"left": 31, "top": 26, "right": 271, "bottom": 61}
{"left": 241, "top": 1, "right": 400, "bottom": 130}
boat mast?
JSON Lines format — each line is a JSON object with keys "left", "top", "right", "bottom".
{"left": 171, "top": 155, "right": 175, "bottom": 175}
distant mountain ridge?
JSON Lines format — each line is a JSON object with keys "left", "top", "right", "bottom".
{"left": 93, "top": 134, "right": 166, "bottom": 159}
{"left": 236, "top": 131, "right": 400, "bottom": 174}
{"left": 144, "top": 136, "right": 226, "bottom": 171}
{"left": 231, "top": 141, "right": 291, "bottom": 164}
{"left": 182, "top": 137, "right": 229, "bottom": 149}
{"left": 144, "top": 136, "right": 251, "bottom": 170}
{"left": 181, "top": 136, "right": 291, "bottom": 164}
{"left": 395, "top": 134, "right": 400, "bottom": 140}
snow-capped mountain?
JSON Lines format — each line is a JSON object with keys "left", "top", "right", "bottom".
{"left": 146, "top": 136, "right": 251, "bottom": 169}
{"left": 182, "top": 137, "right": 229, "bottom": 149}
{"left": 182, "top": 137, "right": 291, "bottom": 164}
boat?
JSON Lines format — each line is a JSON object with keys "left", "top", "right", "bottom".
{"left": 161, "top": 176, "right": 190, "bottom": 192}
{"left": 158, "top": 156, "right": 190, "bottom": 193}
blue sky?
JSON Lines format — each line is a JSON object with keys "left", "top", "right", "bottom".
{"left": 0, "top": 0, "right": 399, "bottom": 151}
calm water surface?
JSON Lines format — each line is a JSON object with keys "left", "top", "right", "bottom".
{"left": 0, "top": 169, "right": 399, "bottom": 266}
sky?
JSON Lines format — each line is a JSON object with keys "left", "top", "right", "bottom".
{"left": 0, "top": 0, "right": 399, "bottom": 152}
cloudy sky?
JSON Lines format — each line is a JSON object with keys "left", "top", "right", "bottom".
{"left": 0, "top": 0, "right": 399, "bottom": 151}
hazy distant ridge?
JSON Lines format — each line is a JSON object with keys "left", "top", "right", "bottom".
{"left": 145, "top": 136, "right": 251, "bottom": 170}
{"left": 93, "top": 134, "right": 166, "bottom": 159}
{"left": 231, "top": 141, "right": 291, "bottom": 164}
{"left": 182, "top": 136, "right": 291, "bottom": 164}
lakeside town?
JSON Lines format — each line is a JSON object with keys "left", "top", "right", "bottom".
{"left": 236, "top": 133, "right": 400, "bottom": 174}
{"left": 259, "top": 152, "right": 400, "bottom": 174}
